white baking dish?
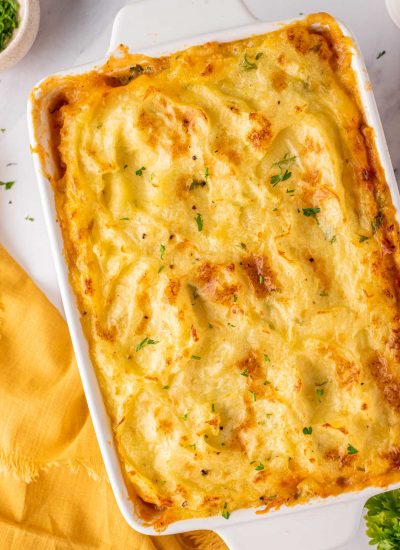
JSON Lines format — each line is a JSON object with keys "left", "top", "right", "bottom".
{"left": 27, "top": 1, "right": 400, "bottom": 548}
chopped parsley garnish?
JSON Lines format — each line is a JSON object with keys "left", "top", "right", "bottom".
{"left": 162, "top": 385, "right": 170, "bottom": 390}
{"left": 227, "top": 322, "right": 236, "bottom": 327}
{"left": 372, "top": 212, "right": 383, "bottom": 233}
{"left": 330, "top": 235, "right": 337, "bottom": 244}
{"left": 0, "top": 1, "right": 19, "bottom": 53}
{"left": 270, "top": 153, "right": 296, "bottom": 186}
{"left": 135, "top": 336, "right": 159, "bottom": 351}
{"left": 233, "top": 294, "right": 238, "bottom": 302}
{"left": 263, "top": 379, "right": 271, "bottom": 385}
{"left": 242, "top": 53, "right": 258, "bottom": 70}
{"left": 189, "top": 179, "right": 206, "bottom": 190}
{"left": 359, "top": 235, "right": 369, "bottom": 243}
{"left": 255, "top": 463, "right": 264, "bottom": 471}
{"left": 302, "top": 207, "right": 320, "bottom": 222}
{"left": 222, "top": 502, "right": 230, "bottom": 519}
{"left": 204, "top": 167, "right": 209, "bottom": 180}
{"left": 135, "top": 166, "right": 146, "bottom": 176}
{"left": 25, "top": 215, "right": 34, "bottom": 222}
{"left": 211, "top": 403, "right": 215, "bottom": 412}
{"left": 158, "top": 265, "right": 165, "bottom": 274}
{"left": 119, "top": 217, "right": 130, "bottom": 221}
{"left": 160, "top": 244, "right": 166, "bottom": 259}
{"left": 180, "top": 413, "right": 188, "bottom": 421}
{"left": 316, "top": 388, "right": 324, "bottom": 400}
{"left": 347, "top": 444, "right": 358, "bottom": 455}
{"left": 96, "top": 123, "right": 103, "bottom": 129}
{"left": 0, "top": 180, "right": 15, "bottom": 190}
{"left": 195, "top": 212, "right": 203, "bottom": 231}
{"left": 264, "top": 354, "right": 270, "bottom": 363}
{"left": 191, "top": 355, "right": 201, "bottom": 360}
{"left": 258, "top": 274, "right": 264, "bottom": 285}
{"left": 186, "top": 444, "right": 196, "bottom": 450}
{"left": 241, "top": 369, "right": 248, "bottom": 377}
{"left": 303, "top": 426, "right": 312, "bottom": 435}
{"left": 0, "top": 128, "right": 5, "bottom": 133}
{"left": 376, "top": 50, "right": 386, "bottom": 59}
{"left": 255, "top": 52, "right": 263, "bottom": 60}
{"left": 286, "top": 188, "right": 295, "bottom": 194}
{"left": 251, "top": 391, "right": 257, "bottom": 402}
{"left": 123, "top": 164, "right": 128, "bottom": 169}
{"left": 239, "top": 242, "right": 247, "bottom": 249}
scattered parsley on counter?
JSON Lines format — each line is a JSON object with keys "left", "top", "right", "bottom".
{"left": 270, "top": 153, "right": 296, "bottom": 186}
{"left": 135, "top": 336, "right": 159, "bottom": 351}
{"left": 255, "top": 463, "right": 264, "bottom": 471}
{"left": 0, "top": 180, "right": 15, "bottom": 189}
{"left": 195, "top": 212, "right": 203, "bottom": 231}
{"left": 0, "top": 0, "right": 19, "bottom": 53}
{"left": 303, "top": 426, "right": 312, "bottom": 435}
{"left": 25, "top": 215, "right": 34, "bottom": 222}
{"left": 376, "top": 50, "right": 386, "bottom": 60}
{"left": 365, "top": 489, "right": 400, "bottom": 550}
{"left": 135, "top": 166, "right": 146, "bottom": 176}
{"left": 347, "top": 444, "right": 358, "bottom": 455}
{"left": 0, "top": 128, "right": 5, "bottom": 133}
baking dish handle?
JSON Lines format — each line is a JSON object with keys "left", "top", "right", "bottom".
{"left": 215, "top": 499, "right": 365, "bottom": 550}
{"left": 108, "top": 0, "right": 258, "bottom": 54}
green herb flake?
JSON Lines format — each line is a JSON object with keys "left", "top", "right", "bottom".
{"left": 189, "top": 179, "right": 206, "bottom": 190}
{"left": 135, "top": 166, "right": 146, "bottom": 176}
{"left": 180, "top": 413, "right": 188, "bottom": 421}
{"left": 191, "top": 355, "right": 201, "bottom": 360}
{"left": 241, "top": 369, "right": 248, "bottom": 377}
{"left": 347, "top": 444, "right": 358, "bottom": 455}
{"left": 195, "top": 212, "right": 203, "bottom": 232}
{"left": 270, "top": 153, "right": 296, "bottom": 186}
{"left": 222, "top": 502, "right": 231, "bottom": 519}
{"left": 258, "top": 274, "right": 264, "bottom": 285}
{"left": 372, "top": 212, "right": 383, "bottom": 233}
{"left": 233, "top": 294, "right": 238, "bottom": 303}
{"left": 119, "top": 217, "right": 130, "bottom": 221}
{"left": 0, "top": 128, "right": 5, "bottom": 133}
{"left": 186, "top": 444, "right": 196, "bottom": 450}
{"left": 211, "top": 403, "right": 215, "bottom": 412}
{"left": 123, "top": 164, "right": 128, "bottom": 169}
{"left": 264, "top": 354, "right": 270, "bottom": 363}
{"left": 162, "top": 385, "right": 170, "bottom": 390}
{"left": 303, "top": 426, "right": 312, "bottom": 435}
{"left": 158, "top": 265, "right": 165, "bottom": 274}
{"left": 263, "top": 379, "right": 271, "bottom": 386}
{"left": 239, "top": 242, "right": 247, "bottom": 249}
{"left": 255, "top": 52, "right": 263, "bottom": 60}
{"left": 286, "top": 188, "right": 295, "bottom": 194}
{"left": 0, "top": 1, "right": 19, "bottom": 53}
{"left": 242, "top": 53, "right": 258, "bottom": 70}
{"left": 359, "top": 235, "right": 369, "bottom": 243}
{"left": 330, "top": 235, "right": 337, "bottom": 244}
{"left": 320, "top": 290, "right": 328, "bottom": 297}
{"left": 0, "top": 180, "right": 15, "bottom": 190}
{"left": 96, "top": 123, "right": 103, "bottom": 129}
{"left": 135, "top": 336, "right": 159, "bottom": 351}
{"left": 227, "top": 322, "right": 236, "bottom": 328}
{"left": 376, "top": 50, "right": 386, "bottom": 60}
{"left": 302, "top": 207, "right": 320, "bottom": 222}
{"left": 204, "top": 167, "right": 209, "bottom": 180}
{"left": 25, "top": 215, "right": 34, "bottom": 222}
{"left": 255, "top": 462, "right": 264, "bottom": 471}
{"left": 316, "top": 388, "right": 324, "bottom": 400}
{"left": 160, "top": 244, "right": 166, "bottom": 260}
{"left": 251, "top": 391, "right": 257, "bottom": 402}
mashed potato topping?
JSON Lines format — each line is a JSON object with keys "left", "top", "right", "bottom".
{"left": 32, "top": 13, "right": 400, "bottom": 530}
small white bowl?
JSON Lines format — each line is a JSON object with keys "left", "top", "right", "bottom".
{"left": 0, "top": 0, "right": 40, "bottom": 71}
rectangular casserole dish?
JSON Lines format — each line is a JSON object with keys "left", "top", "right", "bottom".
{"left": 27, "top": 1, "right": 400, "bottom": 548}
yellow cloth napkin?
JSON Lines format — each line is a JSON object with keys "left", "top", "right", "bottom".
{"left": 0, "top": 244, "right": 227, "bottom": 550}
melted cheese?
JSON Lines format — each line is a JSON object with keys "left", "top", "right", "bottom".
{"left": 32, "top": 13, "right": 400, "bottom": 530}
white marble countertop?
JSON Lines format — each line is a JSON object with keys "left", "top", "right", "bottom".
{"left": 0, "top": 0, "right": 399, "bottom": 548}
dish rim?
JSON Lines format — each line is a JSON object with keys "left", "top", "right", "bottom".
{"left": 27, "top": 13, "right": 400, "bottom": 535}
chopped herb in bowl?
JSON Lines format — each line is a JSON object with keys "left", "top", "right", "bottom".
{"left": 0, "top": 1, "right": 19, "bottom": 53}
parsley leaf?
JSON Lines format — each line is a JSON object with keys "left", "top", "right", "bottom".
{"left": 270, "top": 153, "right": 296, "bottom": 186}
{"left": 25, "top": 215, "right": 34, "bottom": 222}
{"left": 135, "top": 336, "right": 159, "bottom": 351}
{"left": 241, "top": 369, "right": 248, "bottom": 377}
{"left": 316, "top": 388, "right": 324, "bottom": 400}
{"left": 222, "top": 502, "right": 230, "bottom": 519}
{"left": 160, "top": 244, "right": 166, "bottom": 260}
{"left": 180, "top": 413, "right": 188, "bottom": 421}
{"left": 242, "top": 53, "right": 258, "bottom": 70}
{"left": 365, "top": 489, "right": 400, "bottom": 550}
{"left": 135, "top": 166, "right": 146, "bottom": 176}
{"left": 191, "top": 355, "right": 201, "bottom": 360}
{"left": 302, "top": 207, "right": 320, "bottom": 222}
{"left": 264, "top": 354, "right": 270, "bottom": 362}
{"left": 303, "top": 426, "right": 312, "bottom": 435}
{"left": 359, "top": 235, "right": 369, "bottom": 243}
{"left": 255, "top": 463, "right": 264, "bottom": 471}
{"left": 195, "top": 213, "right": 203, "bottom": 232}
{"left": 189, "top": 179, "right": 206, "bottom": 190}
{"left": 258, "top": 274, "right": 264, "bottom": 285}
{"left": 347, "top": 444, "right": 358, "bottom": 455}
{"left": 0, "top": 180, "right": 15, "bottom": 190}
